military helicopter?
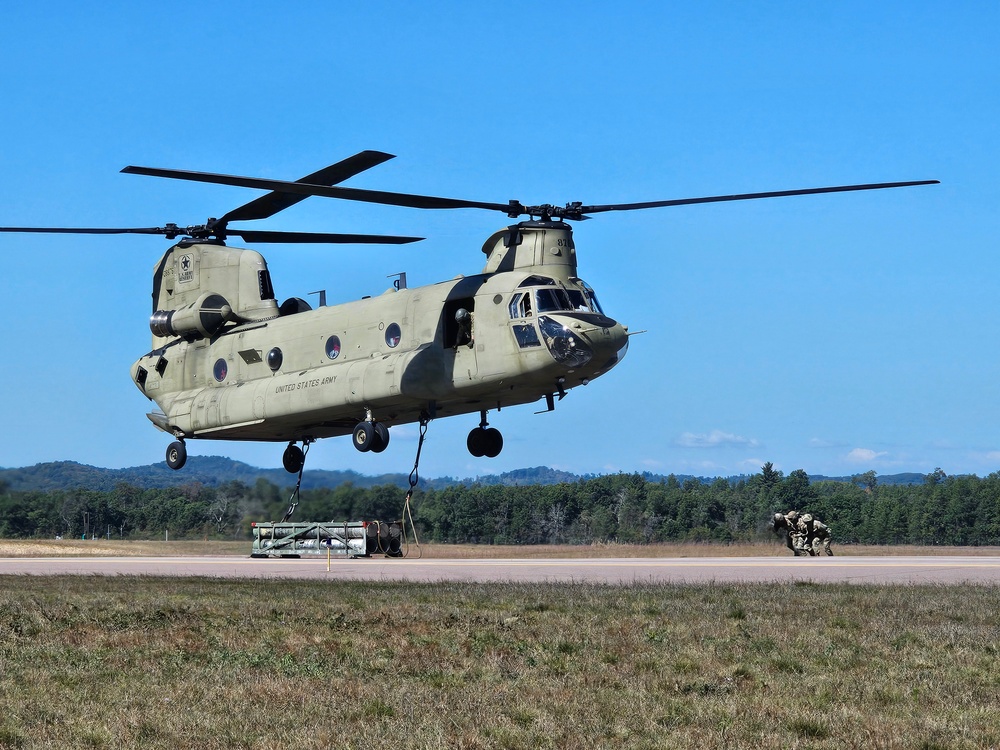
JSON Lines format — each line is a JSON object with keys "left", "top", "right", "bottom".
{"left": 0, "top": 152, "right": 937, "bottom": 475}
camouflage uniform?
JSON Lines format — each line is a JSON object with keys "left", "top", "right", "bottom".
{"left": 773, "top": 510, "right": 810, "bottom": 556}
{"left": 797, "top": 514, "right": 833, "bottom": 556}
{"left": 772, "top": 512, "right": 794, "bottom": 553}
{"left": 785, "top": 510, "right": 812, "bottom": 556}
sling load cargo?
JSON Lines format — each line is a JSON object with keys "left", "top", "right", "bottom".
{"left": 251, "top": 520, "right": 403, "bottom": 558}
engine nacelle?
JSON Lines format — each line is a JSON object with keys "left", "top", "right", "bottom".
{"left": 150, "top": 292, "right": 233, "bottom": 339}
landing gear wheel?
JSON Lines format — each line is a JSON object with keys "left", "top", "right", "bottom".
{"left": 483, "top": 427, "right": 503, "bottom": 458}
{"left": 467, "top": 427, "right": 486, "bottom": 457}
{"left": 353, "top": 421, "right": 375, "bottom": 452}
{"left": 467, "top": 427, "right": 503, "bottom": 458}
{"left": 371, "top": 422, "right": 390, "bottom": 453}
{"left": 165, "top": 441, "right": 187, "bottom": 471}
{"left": 282, "top": 444, "right": 305, "bottom": 474}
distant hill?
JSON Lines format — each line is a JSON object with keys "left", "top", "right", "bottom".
{"left": 0, "top": 458, "right": 591, "bottom": 493}
{"left": 0, "top": 458, "right": 926, "bottom": 493}
{"left": 810, "top": 472, "right": 927, "bottom": 486}
{"left": 0, "top": 458, "right": 431, "bottom": 493}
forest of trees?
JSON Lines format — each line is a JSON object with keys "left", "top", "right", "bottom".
{"left": 2, "top": 463, "right": 999, "bottom": 546}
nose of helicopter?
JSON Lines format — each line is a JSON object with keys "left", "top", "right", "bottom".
{"left": 581, "top": 318, "right": 629, "bottom": 373}
{"left": 538, "top": 314, "right": 629, "bottom": 375}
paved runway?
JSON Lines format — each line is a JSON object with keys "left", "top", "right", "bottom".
{"left": 3, "top": 555, "right": 1000, "bottom": 584}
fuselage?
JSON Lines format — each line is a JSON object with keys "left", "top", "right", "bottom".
{"left": 130, "top": 220, "right": 629, "bottom": 444}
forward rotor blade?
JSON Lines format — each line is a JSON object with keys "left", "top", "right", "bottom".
{"left": 227, "top": 229, "right": 423, "bottom": 244}
{"left": 122, "top": 165, "right": 515, "bottom": 213}
{"left": 218, "top": 150, "right": 396, "bottom": 224}
{"left": 576, "top": 180, "right": 941, "bottom": 215}
{"left": 0, "top": 226, "right": 171, "bottom": 235}
{"left": 123, "top": 164, "right": 939, "bottom": 221}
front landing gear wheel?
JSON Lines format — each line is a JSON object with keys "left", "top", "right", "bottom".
{"left": 166, "top": 441, "right": 187, "bottom": 471}
{"left": 467, "top": 427, "right": 503, "bottom": 458}
{"left": 282, "top": 444, "right": 305, "bottom": 474}
{"left": 353, "top": 421, "right": 375, "bottom": 452}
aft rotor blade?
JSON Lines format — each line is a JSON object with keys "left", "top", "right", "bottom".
{"left": 576, "top": 180, "right": 941, "bottom": 214}
{"left": 218, "top": 150, "right": 396, "bottom": 224}
{"left": 122, "top": 165, "right": 515, "bottom": 213}
{"left": 228, "top": 229, "right": 423, "bottom": 244}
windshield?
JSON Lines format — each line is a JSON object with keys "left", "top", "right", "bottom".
{"left": 581, "top": 281, "right": 604, "bottom": 315}
{"left": 566, "top": 289, "right": 591, "bottom": 312}
{"left": 511, "top": 280, "right": 605, "bottom": 318}
{"left": 535, "top": 285, "right": 603, "bottom": 314}
{"left": 535, "top": 288, "right": 575, "bottom": 313}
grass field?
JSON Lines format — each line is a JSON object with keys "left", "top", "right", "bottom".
{"left": 1, "top": 574, "right": 999, "bottom": 749}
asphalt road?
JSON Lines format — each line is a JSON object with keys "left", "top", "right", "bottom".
{"left": 3, "top": 555, "right": 1000, "bottom": 584}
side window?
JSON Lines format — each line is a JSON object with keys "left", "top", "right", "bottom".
{"left": 508, "top": 292, "right": 532, "bottom": 319}
{"left": 213, "top": 358, "right": 228, "bottom": 382}
{"left": 385, "top": 323, "right": 401, "bottom": 348}
{"left": 325, "top": 335, "right": 342, "bottom": 360}
{"left": 508, "top": 294, "right": 521, "bottom": 319}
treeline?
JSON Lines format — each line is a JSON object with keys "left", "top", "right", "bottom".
{"left": 2, "top": 464, "right": 999, "bottom": 546}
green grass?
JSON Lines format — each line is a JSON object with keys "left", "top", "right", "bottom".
{"left": 1, "top": 576, "right": 998, "bottom": 749}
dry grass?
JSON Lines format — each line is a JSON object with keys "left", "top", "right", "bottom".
{"left": 1, "top": 576, "right": 999, "bottom": 749}
{"left": 0, "top": 539, "right": 248, "bottom": 557}
{"left": 3, "top": 538, "right": 1000, "bottom": 559}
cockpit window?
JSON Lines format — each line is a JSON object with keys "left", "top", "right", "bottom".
{"left": 582, "top": 281, "right": 604, "bottom": 314}
{"left": 535, "top": 288, "right": 574, "bottom": 313}
{"left": 514, "top": 280, "right": 604, "bottom": 318}
{"left": 566, "top": 289, "right": 590, "bottom": 312}
{"left": 509, "top": 292, "right": 533, "bottom": 319}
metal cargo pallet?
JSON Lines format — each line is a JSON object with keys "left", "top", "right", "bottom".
{"left": 250, "top": 520, "right": 403, "bottom": 559}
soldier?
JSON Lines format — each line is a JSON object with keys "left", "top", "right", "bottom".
{"left": 785, "top": 510, "right": 813, "bottom": 556}
{"left": 771, "top": 512, "right": 794, "bottom": 553}
{"left": 797, "top": 513, "right": 833, "bottom": 556}
{"left": 772, "top": 510, "right": 810, "bottom": 556}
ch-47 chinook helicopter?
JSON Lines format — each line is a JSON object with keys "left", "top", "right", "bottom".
{"left": 0, "top": 151, "right": 937, "bottom": 475}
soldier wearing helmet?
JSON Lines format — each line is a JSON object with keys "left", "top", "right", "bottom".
{"left": 772, "top": 510, "right": 809, "bottom": 556}
{"left": 796, "top": 513, "right": 833, "bottom": 556}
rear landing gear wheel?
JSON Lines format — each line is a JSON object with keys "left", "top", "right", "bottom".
{"left": 371, "top": 422, "right": 390, "bottom": 453}
{"left": 353, "top": 421, "right": 375, "bottom": 452}
{"left": 166, "top": 441, "right": 187, "bottom": 471}
{"left": 282, "top": 443, "right": 305, "bottom": 474}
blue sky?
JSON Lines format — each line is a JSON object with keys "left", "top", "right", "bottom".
{"left": 0, "top": 2, "right": 996, "bottom": 481}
